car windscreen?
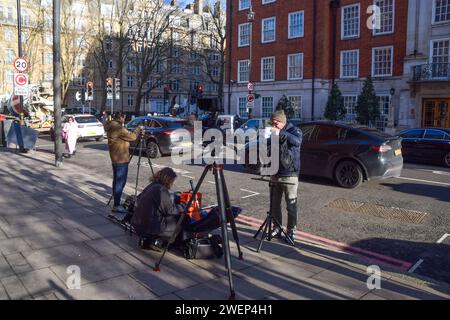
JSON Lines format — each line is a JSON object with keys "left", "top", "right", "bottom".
{"left": 75, "top": 117, "right": 98, "bottom": 124}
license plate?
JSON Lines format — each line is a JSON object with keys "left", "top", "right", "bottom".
{"left": 395, "top": 149, "right": 402, "bottom": 156}
{"left": 88, "top": 132, "right": 97, "bottom": 136}
{"left": 180, "top": 142, "right": 193, "bottom": 147}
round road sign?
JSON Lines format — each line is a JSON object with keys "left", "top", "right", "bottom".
{"left": 13, "top": 57, "right": 29, "bottom": 73}
{"left": 14, "top": 73, "right": 28, "bottom": 86}
{"left": 247, "top": 94, "right": 255, "bottom": 103}
{"left": 247, "top": 82, "right": 254, "bottom": 91}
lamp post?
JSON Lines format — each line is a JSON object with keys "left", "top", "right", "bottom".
{"left": 247, "top": 5, "right": 255, "bottom": 119}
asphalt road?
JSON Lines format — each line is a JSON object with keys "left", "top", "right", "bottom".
{"left": 35, "top": 135, "right": 450, "bottom": 285}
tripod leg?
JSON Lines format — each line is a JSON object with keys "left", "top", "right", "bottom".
{"left": 154, "top": 164, "right": 212, "bottom": 271}
{"left": 134, "top": 138, "right": 144, "bottom": 198}
{"left": 219, "top": 170, "right": 243, "bottom": 260}
{"left": 257, "top": 215, "right": 271, "bottom": 253}
{"left": 214, "top": 165, "right": 235, "bottom": 299}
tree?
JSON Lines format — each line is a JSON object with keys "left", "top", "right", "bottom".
{"left": 195, "top": 1, "right": 226, "bottom": 112}
{"left": 324, "top": 83, "right": 346, "bottom": 121}
{"left": 127, "top": 0, "right": 178, "bottom": 115}
{"left": 276, "top": 95, "right": 295, "bottom": 119}
{"left": 356, "top": 76, "right": 380, "bottom": 126}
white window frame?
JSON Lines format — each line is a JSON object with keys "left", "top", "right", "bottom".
{"left": 343, "top": 95, "right": 358, "bottom": 123}
{"left": 372, "top": 46, "right": 394, "bottom": 77}
{"left": 287, "top": 53, "right": 304, "bottom": 80}
{"left": 373, "top": 0, "right": 395, "bottom": 36}
{"left": 238, "top": 59, "right": 250, "bottom": 83}
{"left": 341, "top": 3, "right": 360, "bottom": 40}
{"left": 261, "top": 96, "right": 275, "bottom": 118}
{"left": 429, "top": 38, "right": 450, "bottom": 78}
{"left": 261, "top": 17, "right": 276, "bottom": 43}
{"left": 261, "top": 56, "right": 275, "bottom": 82}
{"left": 238, "top": 23, "right": 251, "bottom": 47}
{"left": 262, "top": 0, "right": 276, "bottom": 4}
{"left": 288, "top": 11, "right": 305, "bottom": 39}
{"left": 340, "top": 49, "right": 360, "bottom": 79}
{"left": 238, "top": 96, "right": 248, "bottom": 117}
{"left": 432, "top": 0, "right": 450, "bottom": 24}
{"left": 239, "top": 0, "right": 250, "bottom": 11}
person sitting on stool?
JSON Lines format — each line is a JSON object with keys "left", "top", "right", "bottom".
{"left": 131, "top": 168, "right": 184, "bottom": 251}
{"left": 269, "top": 111, "right": 303, "bottom": 243}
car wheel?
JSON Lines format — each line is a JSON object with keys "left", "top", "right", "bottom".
{"left": 444, "top": 152, "right": 450, "bottom": 168}
{"left": 146, "top": 140, "right": 161, "bottom": 159}
{"left": 96, "top": 136, "right": 104, "bottom": 142}
{"left": 334, "top": 160, "right": 363, "bottom": 189}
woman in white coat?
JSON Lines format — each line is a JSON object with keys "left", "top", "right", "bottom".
{"left": 62, "top": 116, "right": 79, "bottom": 158}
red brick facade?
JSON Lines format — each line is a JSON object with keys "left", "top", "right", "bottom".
{"left": 226, "top": 0, "right": 408, "bottom": 83}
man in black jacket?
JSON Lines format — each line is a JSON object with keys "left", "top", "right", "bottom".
{"left": 269, "top": 111, "right": 303, "bottom": 243}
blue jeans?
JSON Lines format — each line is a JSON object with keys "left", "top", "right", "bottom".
{"left": 112, "top": 163, "right": 129, "bottom": 207}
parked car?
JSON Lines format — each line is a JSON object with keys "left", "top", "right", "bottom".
{"left": 399, "top": 128, "right": 450, "bottom": 167}
{"left": 243, "top": 121, "right": 404, "bottom": 189}
{"left": 126, "top": 116, "right": 194, "bottom": 158}
{"left": 50, "top": 114, "right": 105, "bottom": 142}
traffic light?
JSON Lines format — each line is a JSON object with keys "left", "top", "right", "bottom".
{"left": 114, "top": 78, "right": 120, "bottom": 100}
{"left": 86, "top": 81, "right": 94, "bottom": 100}
{"left": 196, "top": 85, "right": 204, "bottom": 99}
{"left": 106, "top": 78, "right": 113, "bottom": 94}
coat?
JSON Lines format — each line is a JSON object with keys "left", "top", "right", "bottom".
{"left": 131, "top": 182, "right": 182, "bottom": 238}
{"left": 276, "top": 122, "right": 303, "bottom": 177}
{"left": 104, "top": 120, "right": 138, "bottom": 164}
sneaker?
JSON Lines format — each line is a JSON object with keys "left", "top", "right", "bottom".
{"left": 112, "top": 205, "right": 128, "bottom": 214}
{"left": 270, "top": 228, "right": 282, "bottom": 239}
{"left": 285, "top": 229, "right": 295, "bottom": 244}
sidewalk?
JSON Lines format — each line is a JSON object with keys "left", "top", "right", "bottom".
{"left": 0, "top": 148, "right": 449, "bottom": 300}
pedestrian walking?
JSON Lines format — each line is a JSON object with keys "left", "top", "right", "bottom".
{"left": 62, "top": 116, "right": 80, "bottom": 158}
{"left": 269, "top": 110, "right": 303, "bottom": 243}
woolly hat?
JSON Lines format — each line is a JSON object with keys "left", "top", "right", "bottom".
{"left": 270, "top": 110, "right": 287, "bottom": 125}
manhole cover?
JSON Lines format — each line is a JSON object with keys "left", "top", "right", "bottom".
{"left": 326, "top": 199, "right": 428, "bottom": 224}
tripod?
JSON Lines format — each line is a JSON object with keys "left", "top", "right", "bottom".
{"left": 154, "top": 162, "right": 243, "bottom": 300}
{"left": 254, "top": 179, "right": 295, "bottom": 252}
{"left": 107, "top": 135, "right": 155, "bottom": 207}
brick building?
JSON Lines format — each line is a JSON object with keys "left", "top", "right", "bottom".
{"left": 225, "top": 0, "right": 410, "bottom": 132}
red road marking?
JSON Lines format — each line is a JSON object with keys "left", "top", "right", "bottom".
{"left": 236, "top": 215, "right": 413, "bottom": 271}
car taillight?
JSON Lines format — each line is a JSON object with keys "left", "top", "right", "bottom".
{"left": 162, "top": 131, "right": 173, "bottom": 135}
{"left": 372, "top": 145, "right": 392, "bottom": 152}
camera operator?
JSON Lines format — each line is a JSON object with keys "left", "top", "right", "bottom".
{"left": 105, "top": 113, "right": 143, "bottom": 214}
{"left": 131, "top": 167, "right": 184, "bottom": 251}
{"left": 269, "top": 111, "right": 303, "bottom": 243}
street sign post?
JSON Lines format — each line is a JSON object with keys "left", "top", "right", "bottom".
{"left": 13, "top": 73, "right": 29, "bottom": 96}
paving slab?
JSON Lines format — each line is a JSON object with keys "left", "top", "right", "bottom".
{"left": 0, "top": 220, "right": 67, "bottom": 238}
{"left": 0, "top": 255, "right": 15, "bottom": 279}
{"left": 18, "top": 268, "right": 68, "bottom": 298}
{"left": 22, "top": 242, "right": 100, "bottom": 270}
{"left": 64, "top": 275, "right": 156, "bottom": 300}
{"left": 75, "top": 223, "right": 128, "bottom": 240}
{"left": 2, "top": 211, "right": 60, "bottom": 225}
{"left": 0, "top": 283, "right": 8, "bottom": 300}
{"left": 85, "top": 238, "right": 125, "bottom": 256}
{"left": 23, "top": 229, "right": 90, "bottom": 250}
{"left": 0, "top": 237, "right": 32, "bottom": 255}
{"left": 55, "top": 215, "right": 108, "bottom": 231}
{"left": 4, "top": 253, "right": 33, "bottom": 274}
{"left": 1, "top": 275, "right": 31, "bottom": 300}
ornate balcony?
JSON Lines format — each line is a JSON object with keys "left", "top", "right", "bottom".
{"left": 412, "top": 63, "right": 450, "bottom": 82}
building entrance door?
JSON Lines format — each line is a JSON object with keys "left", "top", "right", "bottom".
{"left": 422, "top": 99, "right": 450, "bottom": 128}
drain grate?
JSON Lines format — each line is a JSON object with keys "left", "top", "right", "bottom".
{"left": 326, "top": 199, "right": 428, "bottom": 224}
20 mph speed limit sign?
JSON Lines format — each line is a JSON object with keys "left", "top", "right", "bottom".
{"left": 13, "top": 57, "right": 29, "bottom": 73}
